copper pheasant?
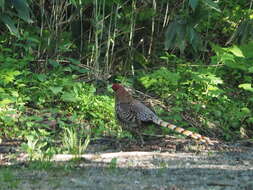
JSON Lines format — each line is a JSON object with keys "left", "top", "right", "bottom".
{"left": 112, "top": 83, "right": 213, "bottom": 145}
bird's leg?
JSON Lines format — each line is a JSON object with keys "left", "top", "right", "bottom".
{"left": 136, "top": 130, "right": 144, "bottom": 146}
{"left": 136, "top": 120, "right": 145, "bottom": 146}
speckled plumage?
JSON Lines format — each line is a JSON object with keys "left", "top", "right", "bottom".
{"left": 112, "top": 83, "right": 213, "bottom": 145}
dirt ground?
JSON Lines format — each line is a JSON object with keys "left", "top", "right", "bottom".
{"left": 0, "top": 137, "right": 253, "bottom": 190}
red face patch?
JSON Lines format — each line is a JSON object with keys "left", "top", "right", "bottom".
{"left": 112, "top": 83, "right": 122, "bottom": 91}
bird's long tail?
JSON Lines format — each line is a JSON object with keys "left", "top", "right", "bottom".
{"left": 153, "top": 118, "right": 213, "bottom": 145}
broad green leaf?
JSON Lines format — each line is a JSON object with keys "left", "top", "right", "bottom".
{"left": 248, "top": 66, "right": 253, "bottom": 73}
{"left": 248, "top": 117, "right": 253, "bottom": 124}
{"left": 63, "top": 67, "right": 72, "bottom": 72}
{"left": 12, "top": 0, "right": 33, "bottom": 23}
{"left": 36, "top": 74, "right": 47, "bottom": 82}
{"left": 228, "top": 45, "right": 244, "bottom": 57}
{"left": 49, "top": 87, "right": 63, "bottom": 95}
{"left": 211, "top": 43, "right": 225, "bottom": 57}
{"left": 165, "top": 21, "right": 177, "bottom": 49}
{"left": 0, "top": 98, "right": 13, "bottom": 106}
{"left": 203, "top": 0, "right": 221, "bottom": 12}
{"left": 241, "top": 107, "right": 251, "bottom": 114}
{"left": 69, "top": 64, "right": 88, "bottom": 73}
{"left": 0, "top": 70, "right": 21, "bottom": 84}
{"left": 189, "top": 0, "right": 199, "bottom": 10}
{"left": 0, "top": 0, "right": 4, "bottom": 9}
{"left": 0, "top": 15, "right": 19, "bottom": 37}
{"left": 0, "top": 87, "right": 4, "bottom": 92}
{"left": 240, "top": 41, "right": 253, "bottom": 57}
{"left": 70, "top": 0, "right": 77, "bottom": 7}
{"left": 68, "top": 58, "right": 81, "bottom": 65}
{"left": 207, "top": 74, "right": 223, "bottom": 84}
{"left": 27, "top": 36, "right": 40, "bottom": 43}
{"left": 61, "top": 92, "right": 79, "bottom": 102}
{"left": 225, "top": 62, "right": 247, "bottom": 71}
{"left": 221, "top": 53, "right": 235, "bottom": 63}
{"left": 239, "top": 83, "right": 253, "bottom": 92}
{"left": 11, "top": 91, "right": 19, "bottom": 97}
{"left": 48, "top": 59, "right": 60, "bottom": 68}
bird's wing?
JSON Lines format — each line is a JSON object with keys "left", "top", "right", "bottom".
{"left": 116, "top": 102, "right": 135, "bottom": 123}
{"left": 131, "top": 100, "right": 158, "bottom": 122}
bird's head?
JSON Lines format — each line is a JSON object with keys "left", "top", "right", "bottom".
{"left": 112, "top": 83, "right": 123, "bottom": 91}
{"left": 112, "top": 83, "right": 133, "bottom": 102}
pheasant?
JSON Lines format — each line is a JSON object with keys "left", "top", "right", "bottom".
{"left": 112, "top": 83, "right": 213, "bottom": 145}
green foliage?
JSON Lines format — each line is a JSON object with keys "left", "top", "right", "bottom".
{"left": 165, "top": 14, "right": 203, "bottom": 55}
{"left": 0, "top": 0, "right": 32, "bottom": 36}
{"left": 211, "top": 42, "right": 253, "bottom": 89}
{"left": 165, "top": 0, "right": 220, "bottom": 55}
{"left": 21, "top": 130, "right": 56, "bottom": 161}
{"left": 139, "top": 43, "right": 253, "bottom": 140}
{"left": 0, "top": 33, "right": 118, "bottom": 153}
{"left": 108, "top": 158, "right": 118, "bottom": 171}
{"left": 139, "top": 67, "right": 180, "bottom": 98}
{"left": 0, "top": 0, "right": 252, "bottom": 153}
{"left": 1, "top": 68, "right": 118, "bottom": 151}
{"left": 62, "top": 127, "right": 90, "bottom": 156}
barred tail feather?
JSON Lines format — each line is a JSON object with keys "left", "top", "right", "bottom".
{"left": 153, "top": 118, "right": 213, "bottom": 145}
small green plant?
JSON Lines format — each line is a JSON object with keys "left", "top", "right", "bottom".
{"left": 21, "top": 135, "right": 40, "bottom": 160}
{"left": 108, "top": 158, "right": 118, "bottom": 171}
{"left": 62, "top": 127, "right": 90, "bottom": 157}
{"left": 21, "top": 131, "right": 55, "bottom": 161}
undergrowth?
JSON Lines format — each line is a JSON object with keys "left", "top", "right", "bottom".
{"left": 0, "top": 0, "right": 252, "bottom": 161}
{"left": 137, "top": 43, "right": 253, "bottom": 141}
{"left": 0, "top": 41, "right": 119, "bottom": 158}
{"left": 1, "top": 41, "right": 253, "bottom": 159}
